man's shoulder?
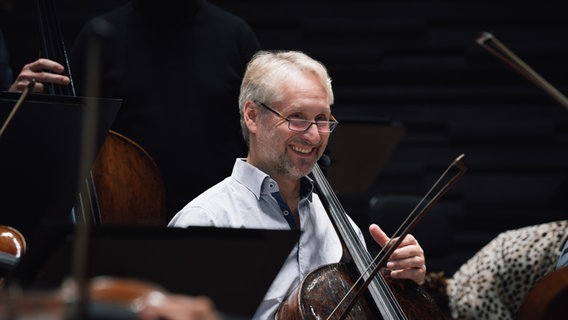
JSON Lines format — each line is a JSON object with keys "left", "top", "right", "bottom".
{"left": 169, "top": 177, "right": 247, "bottom": 227}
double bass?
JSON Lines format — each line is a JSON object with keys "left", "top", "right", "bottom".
{"left": 33, "top": 0, "right": 167, "bottom": 226}
{"left": 277, "top": 155, "right": 466, "bottom": 319}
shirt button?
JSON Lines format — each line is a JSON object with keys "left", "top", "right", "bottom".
{"left": 283, "top": 210, "right": 289, "bottom": 216}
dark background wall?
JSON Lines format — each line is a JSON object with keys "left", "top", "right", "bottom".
{"left": 2, "top": 0, "right": 568, "bottom": 275}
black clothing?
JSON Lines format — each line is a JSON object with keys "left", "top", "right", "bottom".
{"left": 70, "top": 0, "right": 261, "bottom": 219}
{"left": 0, "top": 31, "right": 13, "bottom": 91}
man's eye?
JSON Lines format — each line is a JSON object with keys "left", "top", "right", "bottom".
{"left": 289, "top": 113, "right": 304, "bottom": 119}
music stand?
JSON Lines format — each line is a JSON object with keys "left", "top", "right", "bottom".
{"left": 6, "top": 225, "right": 299, "bottom": 318}
{"left": 0, "top": 92, "right": 122, "bottom": 241}
{"left": 324, "top": 117, "right": 406, "bottom": 196}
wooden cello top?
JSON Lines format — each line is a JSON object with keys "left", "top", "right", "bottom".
{"left": 517, "top": 266, "right": 568, "bottom": 320}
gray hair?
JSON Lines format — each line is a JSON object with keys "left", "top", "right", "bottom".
{"left": 238, "top": 50, "right": 334, "bottom": 145}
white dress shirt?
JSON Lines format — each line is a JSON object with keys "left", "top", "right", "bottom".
{"left": 169, "top": 158, "right": 365, "bottom": 319}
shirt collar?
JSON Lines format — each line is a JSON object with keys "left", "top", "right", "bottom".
{"left": 232, "top": 158, "right": 314, "bottom": 202}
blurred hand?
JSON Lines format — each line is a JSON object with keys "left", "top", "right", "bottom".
{"left": 136, "top": 293, "right": 220, "bottom": 320}
{"left": 8, "top": 58, "right": 70, "bottom": 92}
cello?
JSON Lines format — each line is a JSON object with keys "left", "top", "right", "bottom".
{"left": 276, "top": 155, "right": 466, "bottom": 319}
{"left": 517, "top": 266, "right": 568, "bottom": 320}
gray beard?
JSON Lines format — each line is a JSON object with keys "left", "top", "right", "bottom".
{"left": 275, "top": 153, "right": 315, "bottom": 179}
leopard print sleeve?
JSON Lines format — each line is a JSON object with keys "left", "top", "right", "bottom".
{"left": 446, "top": 220, "right": 568, "bottom": 320}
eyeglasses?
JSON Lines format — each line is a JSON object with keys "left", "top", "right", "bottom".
{"left": 256, "top": 101, "right": 338, "bottom": 133}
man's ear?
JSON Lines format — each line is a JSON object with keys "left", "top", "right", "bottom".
{"left": 243, "top": 100, "right": 259, "bottom": 133}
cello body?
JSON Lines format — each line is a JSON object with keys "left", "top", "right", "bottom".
{"left": 276, "top": 262, "right": 376, "bottom": 320}
{"left": 277, "top": 260, "right": 447, "bottom": 320}
{"left": 517, "top": 266, "right": 568, "bottom": 320}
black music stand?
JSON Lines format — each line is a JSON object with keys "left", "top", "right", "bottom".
{"left": 6, "top": 225, "right": 299, "bottom": 318}
{"left": 0, "top": 92, "right": 122, "bottom": 241}
{"left": 324, "top": 117, "right": 406, "bottom": 196}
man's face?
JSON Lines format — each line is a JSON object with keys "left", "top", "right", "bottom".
{"left": 251, "top": 71, "right": 332, "bottom": 180}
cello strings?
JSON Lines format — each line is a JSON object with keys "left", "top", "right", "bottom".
{"left": 311, "top": 164, "right": 395, "bottom": 320}
{"left": 313, "top": 163, "right": 405, "bottom": 319}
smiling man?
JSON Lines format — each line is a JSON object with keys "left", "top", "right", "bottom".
{"left": 168, "top": 50, "right": 427, "bottom": 319}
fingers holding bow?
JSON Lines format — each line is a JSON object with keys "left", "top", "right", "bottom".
{"left": 8, "top": 58, "right": 70, "bottom": 93}
{"left": 369, "top": 223, "right": 426, "bottom": 285}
